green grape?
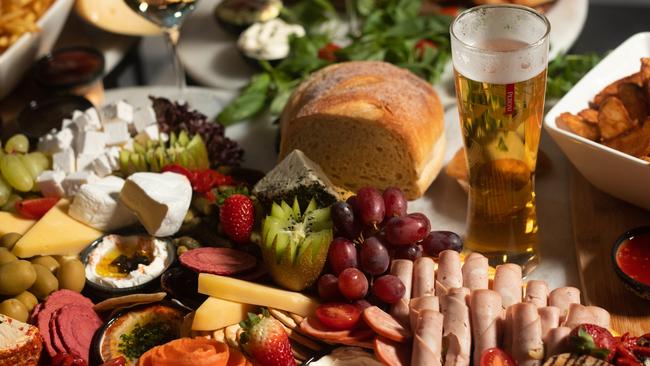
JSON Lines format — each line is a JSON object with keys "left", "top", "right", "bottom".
{"left": 1, "top": 194, "right": 21, "bottom": 212}
{"left": 0, "top": 155, "right": 33, "bottom": 192}
{"left": 19, "top": 155, "right": 40, "bottom": 181}
{"left": 0, "top": 176, "right": 10, "bottom": 207}
{"left": 4, "top": 135, "right": 29, "bottom": 154}
{"left": 25, "top": 152, "right": 49, "bottom": 171}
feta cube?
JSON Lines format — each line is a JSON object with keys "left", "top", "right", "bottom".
{"left": 37, "top": 128, "right": 74, "bottom": 155}
{"left": 101, "top": 101, "right": 134, "bottom": 125}
{"left": 144, "top": 124, "right": 160, "bottom": 140}
{"left": 91, "top": 154, "right": 113, "bottom": 177}
{"left": 76, "top": 131, "right": 106, "bottom": 155}
{"left": 72, "top": 110, "right": 84, "bottom": 120}
{"left": 133, "top": 106, "right": 157, "bottom": 133}
{"left": 61, "top": 118, "right": 73, "bottom": 129}
{"left": 73, "top": 108, "right": 102, "bottom": 131}
{"left": 103, "top": 121, "right": 131, "bottom": 146}
{"left": 105, "top": 147, "right": 121, "bottom": 170}
{"left": 36, "top": 170, "right": 66, "bottom": 198}
{"left": 77, "top": 153, "right": 99, "bottom": 172}
{"left": 62, "top": 171, "right": 98, "bottom": 197}
{"left": 52, "top": 149, "right": 76, "bottom": 173}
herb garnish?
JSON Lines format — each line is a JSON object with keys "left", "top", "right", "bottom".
{"left": 118, "top": 321, "right": 176, "bottom": 360}
{"left": 546, "top": 53, "right": 601, "bottom": 99}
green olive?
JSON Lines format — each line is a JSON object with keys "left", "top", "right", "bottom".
{"left": 0, "top": 248, "right": 17, "bottom": 265}
{"left": 0, "top": 299, "right": 28, "bottom": 322}
{"left": 28, "top": 264, "right": 59, "bottom": 300}
{"left": 56, "top": 259, "right": 85, "bottom": 293}
{"left": 30, "top": 256, "right": 60, "bottom": 273}
{"left": 13, "top": 291, "right": 38, "bottom": 312}
{"left": 0, "top": 260, "right": 37, "bottom": 296}
{"left": 0, "top": 233, "right": 21, "bottom": 251}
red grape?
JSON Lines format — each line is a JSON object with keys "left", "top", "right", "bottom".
{"left": 353, "top": 299, "right": 372, "bottom": 312}
{"left": 338, "top": 268, "right": 369, "bottom": 300}
{"left": 421, "top": 231, "right": 463, "bottom": 256}
{"left": 356, "top": 187, "right": 385, "bottom": 226}
{"left": 384, "top": 216, "right": 429, "bottom": 245}
{"left": 315, "top": 303, "right": 362, "bottom": 330}
{"left": 360, "top": 236, "right": 390, "bottom": 275}
{"left": 327, "top": 237, "right": 358, "bottom": 275}
{"left": 318, "top": 274, "right": 342, "bottom": 301}
{"left": 331, "top": 201, "right": 359, "bottom": 239}
{"left": 408, "top": 213, "right": 431, "bottom": 233}
{"left": 383, "top": 187, "right": 407, "bottom": 218}
{"left": 394, "top": 244, "right": 423, "bottom": 260}
{"left": 372, "top": 275, "right": 406, "bottom": 304}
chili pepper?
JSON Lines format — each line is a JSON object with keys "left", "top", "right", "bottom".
{"left": 632, "top": 346, "right": 650, "bottom": 357}
{"left": 616, "top": 344, "right": 643, "bottom": 365}
{"left": 617, "top": 358, "right": 643, "bottom": 366}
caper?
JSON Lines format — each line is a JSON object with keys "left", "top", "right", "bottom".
{"left": 0, "top": 248, "right": 17, "bottom": 265}
{"left": 56, "top": 259, "right": 85, "bottom": 293}
{"left": 30, "top": 256, "right": 60, "bottom": 273}
{"left": 13, "top": 291, "right": 37, "bottom": 312}
{"left": 28, "top": 264, "right": 59, "bottom": 300}
{"left": 0, "top": 233, "right": 21, "bottom": 250}
{"left": 176, "top": 236, "right": 201, "bottom": 250}
{"left": 0, "top": 299, "right": 28, "bottom": 322}
{"left": 0, "top": 260, "right": 36, "bottom": 296}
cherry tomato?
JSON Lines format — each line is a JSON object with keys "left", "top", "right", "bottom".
{"left": 100, "top": 356, "right": 127, "bottom": 366}
{"left": 51, "top": 353, "right": 88, "bottom": 366}
{"left": 439, "top": 6, "right": 462, "bottom": 17}
{"left": 415, "top": 39, "right": 437, "bottom": 60}
{"left": 15, "top": 197, "right": 59, "bottom": 219}
{"left": 318, "top": 43, "right": 341, "bottom": 62}
{"left": 162, "top": 164, "right": 196, "bottom": 180}
{"left": 315, "top": 303, "right": 362, "bottom": 331}
{"left": 480, "top": 348, "right": 516, "bottom": 366}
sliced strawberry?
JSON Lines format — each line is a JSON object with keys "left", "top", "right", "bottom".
{"left": 568, "top": 323, "right": 617, "bottom": 360}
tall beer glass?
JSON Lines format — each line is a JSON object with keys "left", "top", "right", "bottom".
{"left": 451, "top": 5, "right": 550, "bottom": 275}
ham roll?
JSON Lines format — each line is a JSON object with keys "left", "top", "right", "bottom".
{"left": 493, "top": 264, "right": 523, "bottom": 308}
{"left": 563, "top": 304, "right": 611, "bottom": 330}
{"left": 390, "top": 259, "right": 414, "bottom": 328}
{"left": 545, "top": 326, "right": 571, "bottom": 357}
{"left": 411, "top": 309, "right": 444, "bottom": 366}
{"left": 502, "top": 306, "right": 514, "bottom": 355}
{"left": 413, "top": 257, "right": 435, "bottom": 298}
{"left": 448, "top": 287, "right": 471, "bottom": 306}
{"left": 441, "top": 289, "right": 471, "bottom": 366}
{"left": 436, "top": 250, "right": 462, "bottom": 296}
{"left": 511, "top": 302, "right": 544, "bottom": 366}
{"left": 462, "top": 252, "right": 489, "bottom": 291}
{"left": 548, "top": 287, "right": 581, "bottom": 322}
{"left": 524, "top": 280, "right": 549, "bottom": 308}
{"left": 538, "top": 306, "right": 560, "bottom": 339}
{"left": 470, "top": 289, "right": 502, "bottom": 366}
{"left": 410, "top": 295, "right": 439, "bottom": 331}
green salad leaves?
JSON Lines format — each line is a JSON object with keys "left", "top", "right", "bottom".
{"left": 546, "top": 53, "right": 601, "bottom": 99}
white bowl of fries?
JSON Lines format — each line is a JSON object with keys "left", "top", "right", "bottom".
{"left": 545, "top": 32, "right": 650, "bottom": 210}
{"left": 0, "top": 0, "right": 75, "bottom": 99}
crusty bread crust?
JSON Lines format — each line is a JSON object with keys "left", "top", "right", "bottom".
{"left": 279, "top": 61, "right": 445, "bottom": 199}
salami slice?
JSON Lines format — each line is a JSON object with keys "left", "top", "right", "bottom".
{"left": 299, "top": 316, "right": 375, "bottom": 345}
{"left": 375, "top": 336, "right": 411, "bottom": 366}
{"left": 55, "top": 304, "right": 103, "bottom": 363}
{"left": 179, "top": 247, "right": 257, "bottom": 275}
{"left": 363, "top": 306, "right": 411, "bottom": 343}
{"left": 49, "top": 312, "right": 66, "bottom": 354}
{"left": 37, "top": 290, "right": 94, "bottom": 356}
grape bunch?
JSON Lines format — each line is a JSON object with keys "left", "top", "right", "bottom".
{"left": 0, "top": 135, "right": 49, "bottom": 209}
{"left": 317, "top": 186, "right": 463, "bottom": 305}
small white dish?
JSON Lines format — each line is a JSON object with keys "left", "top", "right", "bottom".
{"left": 544, "top": 32, "right": 650, "bottom": 211}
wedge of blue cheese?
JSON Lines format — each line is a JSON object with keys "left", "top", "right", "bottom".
{"left": 253, "top": 149, "right": 347, "bottom": 209}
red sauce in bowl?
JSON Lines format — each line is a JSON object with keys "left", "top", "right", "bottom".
{"left": 34, "top": 47, "right": 104, "bottom": 88}
{"left": 616, "top": 232, "right": 650, "bottom": 286}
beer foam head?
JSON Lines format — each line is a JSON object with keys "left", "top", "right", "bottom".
{"left": 451, "top": 5, "right": 550, "bottom": 84}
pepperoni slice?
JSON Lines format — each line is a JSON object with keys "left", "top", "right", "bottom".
{"left": 55, "top": 304, "right": 103, "bottom": 363}
{"left": 375, "top": 336, "right": 411, "bottom": 366}
{"left": 37, "top": 290, "right": 94, "bottom": 356}
{"left": 179, "top": 247, "right": 257, "bottom": 275}
{"left": 362, "top": 306, "right": 411, "bottom": 342}
{"left": 299, "top": 316, "right": 375, "bottom": 345}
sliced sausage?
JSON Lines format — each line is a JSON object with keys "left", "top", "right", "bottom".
{"left": 538, "top": 306, "right": 560, "bottom": 339}
{"left": 363, "top": 306, "right": 411, "bottom": 342}
{"left": 413, "top": 257, "right": 435, "bottom": 298}
{"left": 563, "top": 304, "right": 611, "bottom": 330}
{"left": 511, "top": 302, "right": 544, "bottom": 366}
{"left": 470, "top": 289, "right": 503, "bottom": 366}
{"left": 462, "top": 252, "right": 489, "bottom": 291}
{"left": 548, "top": 287, "right": 581, "bottom": 322}
{"left": 441, "top": 289, "right": 471, "bottom": 366}
{"left": 375, "top": 336, "right": 411, "bottom": 366}
{"left": 493, "top": 264, "right": 522, "bottom": 308}
{"left": 390, "top": 259, "right": 414, "bottom": 328}
{"left": 545, "top": 326, "right": 571, "bottom": 356}
{"left": 411, "top": 309, "right": 444, "bottom": 366}
{"left": 299, "top": 316, "right": 374, "bottom": 343}
{"left": 409, "top": 295, "right": 439, "bottom": 331}
{"left": 436, "top": 250, "right": 462, "bottom": 296}
{"left": 524, "top": 280, "right": 549, "bottom": 308}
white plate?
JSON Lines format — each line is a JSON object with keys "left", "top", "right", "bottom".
{"left": 178, "top": 0, "right": 588, "bottom": 91}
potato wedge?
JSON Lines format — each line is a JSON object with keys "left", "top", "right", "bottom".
{"left": 578, "top": 108, "right": 599, "bottom": 124}
{"left": 617, "top": 82, "right": 647, "bottom": 123}
{"left": 603, "top": 120, "right": 650, "bottom": 157}
{"left": 597, "top": 97, "right": 637, "bottom": 140}
{"left": 556, "top": 112, "right": 600, "bottom": 141}
{"left": 592, "top": 72, "right": 643, "bottom": 108}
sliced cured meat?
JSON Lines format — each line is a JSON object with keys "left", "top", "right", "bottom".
{"left": 440, "top": 289, "right": 471, "bottom": 366}
{"left": 29, "top": 302, "right": 42, "bottom": 325}
{"left": 462, "top": 252, "right": 489, "bottom": 291}
{"left": 233, "top": 264, "right": 267, "bottom": 281}
{"left": 562, "top": 303, "right": 611, "bottom": 330}
{"left": 389, "top": 260, "right": 413, "bottom": 329}
{"left": 409, "top": 295, "right": 439, "bottom": 331}
{"left": 411, "top": 309, "right": 444, "bottom": 366}
{"left": 470, "top": 289, "right": 502, "bottom": 366}
{"left": 436, "top": 250, "right": 462, "bottom": 296}
{"left": 524, "top": 280, "right": 549, "bottom": 308}
{"left": 375, "top": 336, "right": 411, "bottom": 366}
{"left": 48, "top": 313, "right": 66, "bottom": 354}
{"left": 299, "top": 316, "right": 374, "bottom": 345}
{"left": 538, "top": 306, "right": 560, "bottom": 339}
{"left": 511, "top": 302, "right": 543, "bottom": 366}
{"left": 493, "top": 264, "right": 522, "bottom": 308}
{"left": 179, "top": 247, "right": 257, "bottom": 275}
{"left": 37, "top": 290, "right": 94, "bottom": 357}
{"left": 363, "top": 306, "right": 411, "bottom": 342}
{"left": 412, "top": 257, "right": 435, "bottom": 298}
{"left": 548, "top": 287, "right": 581, "bottom": 322}
{"left": 502, "top": 306, "right": 514, "bottom": 355}
{"left": 54, "top": 304, "right": 103, "bottom": 363}
{"left": 545, "top": 326, "right": 571, "bottom": 356}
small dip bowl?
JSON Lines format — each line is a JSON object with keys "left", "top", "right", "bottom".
{"left": 611, "top": 226, "right": 650, "bottom": 301}
{"left": 80, "top": 234, "right": 176, "bottom": 299}
{"left": 17, "top": 95, "right": 93, "bottom": 139}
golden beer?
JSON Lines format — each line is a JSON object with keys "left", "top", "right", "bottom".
{"left": 451, "top": 6, "right": 550, "bottom": 274}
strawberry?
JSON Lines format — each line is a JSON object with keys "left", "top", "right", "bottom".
{"left": 220, "top": 194, "right": 254, "bottom": 244}
{"left": 240, "top": 312, "right": 296, "bottom": 366}
{"left": 568, "top": 323, "right": 618, "bottom": 360}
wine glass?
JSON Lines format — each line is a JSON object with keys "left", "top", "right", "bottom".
{"left": 124, "top": 0, "right": 198, "bottom": 89}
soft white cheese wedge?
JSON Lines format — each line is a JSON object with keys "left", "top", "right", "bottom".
{"left": 120, "top": 172, "right": 192, "bottom": 237}
{"left": 69, "top": 176, "right": 138, "bottom": 231}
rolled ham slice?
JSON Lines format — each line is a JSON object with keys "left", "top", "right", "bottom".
{"left": 390, "top": 259, "right": 414, "bottom": 328}
{"left": 563, "top": 303, "right": 611, "bottom": 330}
{"left": 411, "top": 309, "right": 444, "bottom": 366}
{"left": 413, "top": 257, "right": 435, "bottom": 298}
{"left": 409, "top": 295, "right": 439, "bottom": 332}
{"left": 524, "top": 280, "right": 549, "bottom": 308}
{"left": 436, "top": 250, "right": 462, "bottom": 296}
{"left": 470, "top": 289, "right": 502, "bottom": 366}
{"left": 493, "top": 264, "right": 522, "bottom": 308}
{"left": 502, "top": 306, "right": 514, "bottom": 355}
{"left": 538, "top": 306, "right": 560, "bottom": 339}
{"left": 511, "top": 302, "right": 544, "bottom": 366}
{"left": 462, "top": 252, "right": 489, "bottom": 291}
{"left": 441, "top": 289, "right": 471, "bottom": 366}
{"left": 548, "top": 287, "right": 581, "bottom": 322}
{"left": 545, "top": 326, "right": 571, "bottom": 357}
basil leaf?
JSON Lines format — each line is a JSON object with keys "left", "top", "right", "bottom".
{"left": 217, "top": 73, "right": 271, "bottom": 125}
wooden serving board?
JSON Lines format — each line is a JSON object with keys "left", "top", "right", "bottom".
{"left": 569, "top": 167, "right": 650, "bottom": 334}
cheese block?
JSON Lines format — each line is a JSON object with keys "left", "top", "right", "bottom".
{"left": 192, "top": 297, "right": 257, "bottom": 331}
{"left": 12, "top": 199, "right": 103, "bottom": 258}
{"left": 0, "top": 212, "right": 36, "bottom": 236}
{"left": 198, "top": 273, "right": 319, "bottom": 317}
{"left": 69, "top": 176, "right": 138, "bottom": 231}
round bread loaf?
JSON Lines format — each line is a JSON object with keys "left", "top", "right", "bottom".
{"left": 279, "top": 61, "right": 446, "bottom": 199}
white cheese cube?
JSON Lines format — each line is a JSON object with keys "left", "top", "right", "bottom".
{"left": 133, "top": 106, "right": 157, "bottom": 133}
{"left": 101, "top": 101, "right": 134, "bottom": 125}
{"left": 69, "top": 176, "right": 138, "bottom": 231}
{"left": 72, "top": 110, "right": 84, "bottom": 120}
{"left": 62, "top": 171, "right": 98, "bottom": 197}
{"left": 37, "top": 128, "right": 74, "bottom": 155}
{"left": 91, "top": 154, "right": 113, "bottom": 177}
{"left": 120, "top": 172, "right": 192, "bottom": 236}
{"left": 144, "top": 124, "right": 161, "bottom": 140}
{"left": 73, "top": 108, "right": 102, "bottom": 131}
{"left": 77, "top": 153, "right": 100, "bottom": 172}
{"left": 76, "top": 131, "right": 106, "bottom": 155}
{"left": 36, "top": 170, "right": 66, "bottom": 198}
{"left": 61, "top": 118, "right": 73, "bottom": 129}
{"left": 52, "top": 149, "right": 76, "bottom": 173}
{"left": 105, "top": 147, "right": 121, "bottom": 170}
{"left": 103, "top": 121, "right": 131, "bottom": 146}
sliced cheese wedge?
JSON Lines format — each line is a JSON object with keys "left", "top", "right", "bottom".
{"left": 198, "top": 273, "right": 320, "bottom": 317}
{"left": 0, "top": 212, "right": 36, "bottom": 236}
{"left": 192, "top": 297, "right": 257, "bottom": 331}
{"left": 12, "top": 199, "right": 103, "bottom": 258}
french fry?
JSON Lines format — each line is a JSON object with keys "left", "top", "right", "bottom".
{"left": 597, "top": 97, "right": 637, "bottom": 140}
{"left": 0, "top": 0, "right": 53, "bottom": 54}
{"left": 557, "top": 112, "right": 600, "bottom": 141}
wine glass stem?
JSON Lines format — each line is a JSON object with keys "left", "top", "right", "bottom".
{"left": 164, "top": 26, "right": 186, "bottom": 90}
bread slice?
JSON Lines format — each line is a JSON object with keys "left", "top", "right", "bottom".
{"left": 279, "top": 61, "right": 445, "bottom": 199}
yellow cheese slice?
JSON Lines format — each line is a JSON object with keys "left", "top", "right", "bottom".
{"left": 0, "top": 212, "right": 36, "bottom": 236}
{"left": 198, "top": 273, "right": 320, "bottom": 317}
{"left": 12, "top": 199, "right": 103, "bottom": 258}
{"left": 192, "top": 297, "right": 257, "bottom": 331}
